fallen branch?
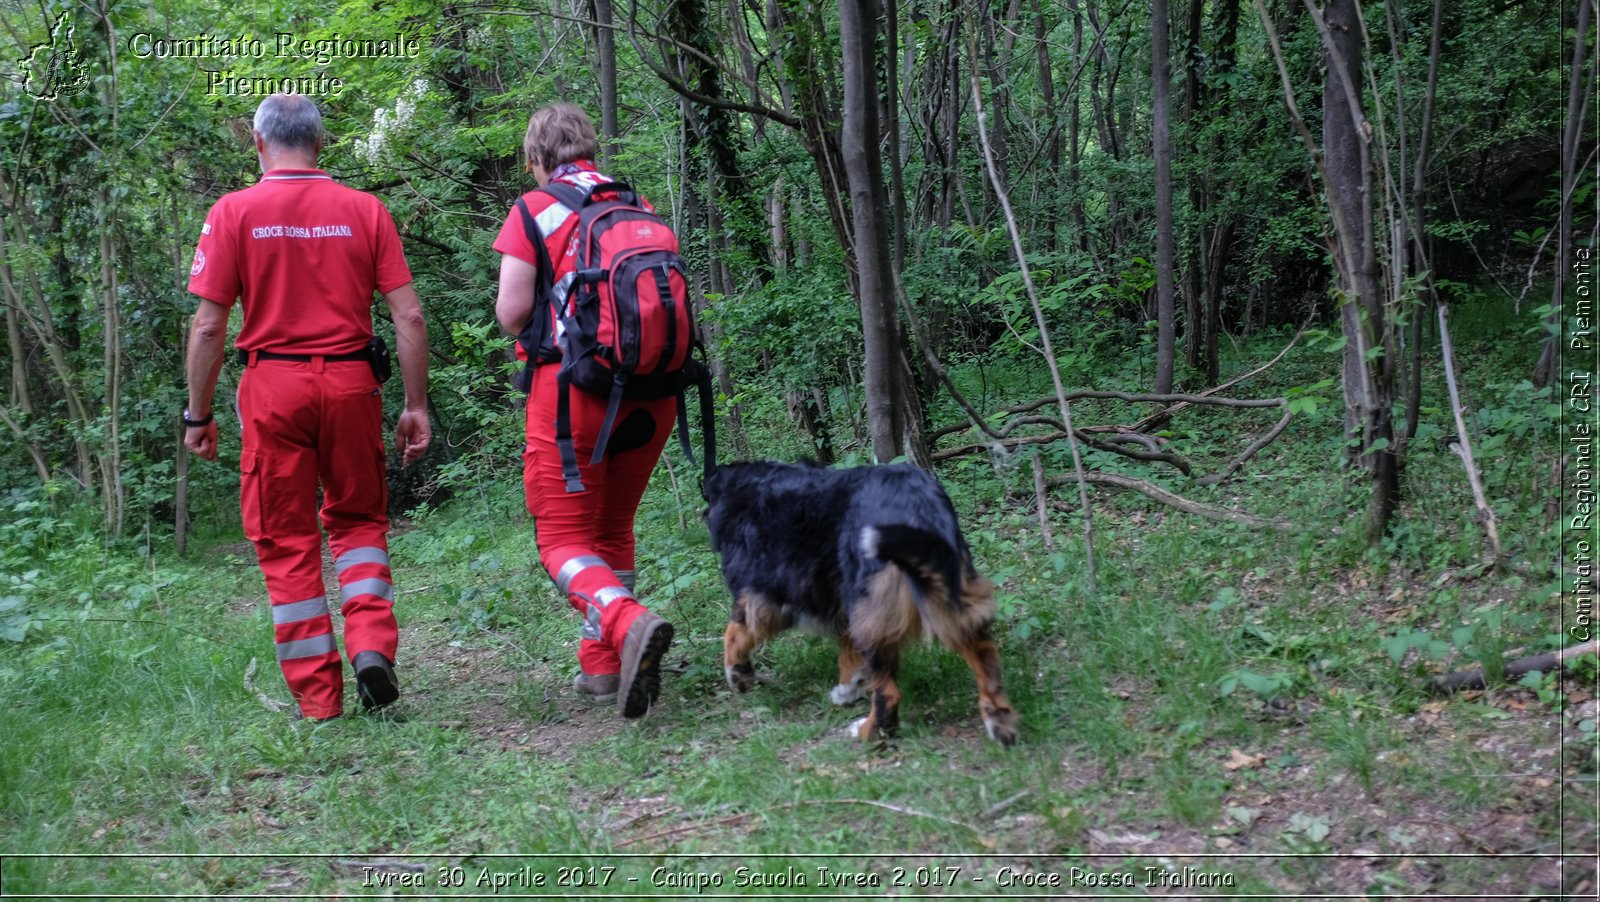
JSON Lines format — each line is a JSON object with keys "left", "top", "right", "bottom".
{"left": 1195, "top": 403, "right": 1293, "bottom": 486}
{"left": 945, "top": 413, "right": 1196, "bottom": 473}
{"left": 933, "top": 432, "right": 1070, "bottom": 462}
{"left": 1042, "top": 473, "right": 1295, "bottom": 531}
{"left": 1431, "top": 638, "right": 1599, "bottom": 694}
{"left": 244, "top": 657, "right": 291, "bottom": 714}
{"left": 930, "top": 392, "right": 1289, "bottom": 485}
{"left": 932, "top": 425, "right": 1196, "bottom": 469}
{"left": 982, "top": 789, "right": 1032, "bottom": 820}
{"left": 1133, "top": 318, "right": 1310, "bottom": 432}
{"left": 1032, "top": 453, "right": 1053, "bottom": 550}
{"left": 929, "top": 359, "right": 1304, "bottom": 444}
{"left": 614, "top": 811, "right": 754, "bottom": 847}
{"left": 1437, "top": 303, "right": 1503, "bottom": 565}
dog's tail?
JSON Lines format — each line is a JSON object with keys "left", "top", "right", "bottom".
{"left": 858, "top": 524, "right": 964, "bottom": 610}
{"left": 856, "top": 524, "right": 995, "bottom": 652}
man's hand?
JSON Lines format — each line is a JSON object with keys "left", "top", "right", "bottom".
{"left": 395, "top": 406, "right": 431, "bottom": 466}
{"left": 185, "top": 422, "right": 220, "bottom": 462}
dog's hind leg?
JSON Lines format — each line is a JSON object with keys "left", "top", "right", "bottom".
{"left": 846, "top": 647, "right": 901, "bottom": 741}
{"left": 954, "top": 634, "right": 1019, "bottom": 746}
{"left": 830, "top": 636, "right": 867, "bottom": 705}
{"left": 724, "top": 591, "right": 785, "bottom": 692}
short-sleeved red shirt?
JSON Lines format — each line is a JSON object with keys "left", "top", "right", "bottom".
{"left": 188, "top": 168, "right": 412, "bottom": 355}
{"left": 491, "top": 160, "right": 651, "bottom": 363}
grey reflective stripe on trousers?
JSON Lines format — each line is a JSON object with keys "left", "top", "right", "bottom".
{"left": 554, "top": 555, "right": 608, "bottom": 595}
{"left": 334, "top": 546, "right": 390, "bottom": 575}
{"left": 339, "top": 577, "right": 394, "bottom": 604}
{"left": 614, "top": 569, "right": 636, "bottom": 592}
{"left": 276, "top": 633, "right": 337, "bottom": 661}
{"left": 271, "top": 596, "right": 329, "bottom": 625}
{"left": 579, "top": 586, "right": 633, "bottom": 642}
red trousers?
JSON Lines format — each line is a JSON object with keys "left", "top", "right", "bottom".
{"left": 524, "top": 364, "right": 675, "bottom": 675}
{"left": 239, "top": 357, "right": 396, "bottom": 719}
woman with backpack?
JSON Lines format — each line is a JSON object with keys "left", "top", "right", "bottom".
{"left": 491, "top": 103, "right": 681, "bottom": 719}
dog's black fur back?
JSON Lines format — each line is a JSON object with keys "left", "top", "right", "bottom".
{"left": 703, "top": 460, "right": 969, "bottom": 619}
{"left": 704, "top": 460, "right": 1019, "bottom": 745}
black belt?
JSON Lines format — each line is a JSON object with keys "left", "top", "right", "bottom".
{"left": 237, "top": 349, "right": 366, "bottom": 364}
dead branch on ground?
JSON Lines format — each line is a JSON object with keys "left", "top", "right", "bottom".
{"left": 1038, "top": 473, "right": 1296, "bottom": 531}
{"left": 1431, "top": 639, "right": 1599, "bottom": 694}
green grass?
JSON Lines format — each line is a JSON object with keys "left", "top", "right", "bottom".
{"left": 0, "top": 312, "right": 1588, "bottom": 897}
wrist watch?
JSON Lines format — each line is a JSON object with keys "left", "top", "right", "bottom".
{"left": 181, "top": 408, "right": 214, "bottom": 428}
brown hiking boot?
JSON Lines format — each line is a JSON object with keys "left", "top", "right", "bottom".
{"left": 617, "top": 611, "right": 674, "bottom": 718}
{"left": 572, "top": 671, "right": 619, "bottom": 705}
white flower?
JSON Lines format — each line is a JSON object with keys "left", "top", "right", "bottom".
{"left": 357, "top": 82, "right": 428, "bottom": 166}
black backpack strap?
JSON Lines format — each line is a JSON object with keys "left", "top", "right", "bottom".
{"left": 675, "top": 392, "right": 694, "bottom": 468}
{"left": 675, "top": 356, "right": 716, "bottom": 483}
{"left": 555, "top": 363, "right": 586, "bottom": 493}
{"left": 587, "top": 372, "right": 628, "bottom": 466}
{"left": 696, "top": 360, "right": 716, "bottom": 484}
{"left": 540, "top": 180, "right": 590, "bottom": 215}
{"left": 513, "top": 197, "right": 560, "bottom": 387}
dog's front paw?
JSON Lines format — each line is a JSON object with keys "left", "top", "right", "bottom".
{"left": 845, "top": 716, "right": 872, "bottom": 739}
{"left": 829, "top": 681, "right": 865, "bottom": 705}
{"left": 725, "top": 663, "right": 757, "bottom": 693}
{"left": 984, "top": 709, "right": 1020, "bottom": 747}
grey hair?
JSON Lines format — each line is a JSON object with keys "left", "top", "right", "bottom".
{"left": 252, "top": 94, "right": 323, "bottom": 153}
{"left": 523, "top": 103, "right": 598, "bottom": 171}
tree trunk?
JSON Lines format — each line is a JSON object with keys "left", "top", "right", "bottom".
{"left": 171, "top": 195, "right": 189, "bottom": 555}
{"left": 787, "top": 388, "right": 835, "bottom": 463}
{"left": 1399, "top": 0, "right": 1444, "bottom": 450}
{"left": 1151, "top": 0, "right": 1178, "bottom": 394}
{"left": 99, "top": 186, "right": 124, "bottom": 535}
{"left": 0, "top": 196, "right": 96, "bottom": 491}
{"left": 768, "top": 0, "right": 855, "bottom": 272}
{"left": 674, "top": 99, "right": 745, "bottom": 457}
{"left": 4, "top": 294, "right": 32, "bottom": 415}
{"left": 1067, "top": 0, "right": 1090, "bottom": 255}
{"left": 841, "top": 0, "right": 917, "bottom": 463}
{"left": 768, "top": 178, "right": 788, "bottom": 272}
{"left": 1033, "top": 0, "right": 1061, "bottom": 252}
{"left": 1202, "top": 0, "right": 1240, "bottom": 383}
{"left": 1321, "top": 0, "right": 1398, "bottom": 542}
{"left": 978, "top": 0, "right": 1017, "bottom": 198}
{"left": 1087, "top": 0, "right": 1127, "bottom": 255}
{"left": 1181, "top": 0, "right": 1205, "bottom": 372}
{"left": 592, "top": 0, "right": 619, "bottom": 162}
{"left": 1204, "top": 219, "right": 1233, "bottom": 383}
{"left": 1533, "top": 0, "right": 1593, "bottom": 387}
{"left": 885, "top": 0, "right": 909, "bottom": 277}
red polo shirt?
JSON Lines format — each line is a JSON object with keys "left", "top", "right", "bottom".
{"left": 188, "top": 168, "right": 412, "bottom": 355}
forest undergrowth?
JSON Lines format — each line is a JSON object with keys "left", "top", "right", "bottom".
{"left": 0, "top": 298, "right": 1593, "bottom": 897}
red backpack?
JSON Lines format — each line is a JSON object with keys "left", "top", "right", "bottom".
{"left": 515, "top": 179, "right": 714, "bottom": 493}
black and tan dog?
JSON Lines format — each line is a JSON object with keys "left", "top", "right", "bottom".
{"left": 701, "top": 460, "right": 1018, "bottom": 746}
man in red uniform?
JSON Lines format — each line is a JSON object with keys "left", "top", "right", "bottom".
{"left": 183, "top": 94, "right": 431, "bottom": 721}
{"left": 493, "top": 103, "right": 675, "bottom": 718}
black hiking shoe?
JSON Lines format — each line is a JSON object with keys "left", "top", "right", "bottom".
{"left": 353, "top": 651, "right": 399, "bottom": 711}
